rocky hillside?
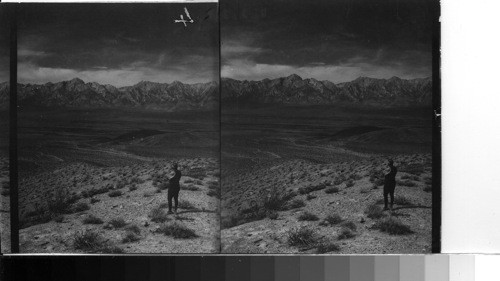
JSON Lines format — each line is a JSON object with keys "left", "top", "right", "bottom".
{"left": 222, "top": 75, "right": 432, "bottom": 107}
{"left": 0, "top": 79, "right": 218, "bottom": 111}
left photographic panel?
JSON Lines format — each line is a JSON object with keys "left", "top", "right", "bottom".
{"left": 16, "top": 3, "right": 220, "bottom": 253}
{"left": 0, "top": 4, "right": 12, "bottom": 253}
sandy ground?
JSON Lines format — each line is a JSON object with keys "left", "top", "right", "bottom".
{"left": 18, "top": 157, "right": 220, "bottom": 253}
{"left": 222, "top": 154, "right": 432, "bottom": 254}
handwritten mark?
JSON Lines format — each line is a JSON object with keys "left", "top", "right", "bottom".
{"left": 174, "top": 7, "right": 194, "bottom": 27}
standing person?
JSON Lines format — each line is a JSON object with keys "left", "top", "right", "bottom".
{"left": 383, "top": 159, "right": 397, "bottom": 211}
{"left": 167, "top": 163, "right": 182, "bottom": 215}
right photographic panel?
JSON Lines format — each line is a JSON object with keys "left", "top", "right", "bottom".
{"left": 221, "top": 0, "right": 438, "bottom": 253}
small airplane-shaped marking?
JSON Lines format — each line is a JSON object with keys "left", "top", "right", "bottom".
{"left": 174, "top": 7, "right": 194, "bottom": 27}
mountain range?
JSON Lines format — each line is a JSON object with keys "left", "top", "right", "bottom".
{"left": 0, "top": 75, "right": 432, "bottom": 110}
{"left": 0, "top": 78, "right": 219, "bottom": 111}
{"left": 222, "top": 74, "right": 432, "bottom": 107}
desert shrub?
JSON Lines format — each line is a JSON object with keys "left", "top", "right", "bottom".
{"left": 143, "top": 192, "right": 153, "bottom": 197}
{"left": 325, "top": 187, "right": 339, "bottom": 194}
{"left": 82, "top": 186, "right": 108, "bottom": 198}
{"left": 108, "top": 190, "right": 123, "bottom": 197}
{"left": 400, "top": 164, "right": 424, "bottom": 175}
{"left": 395, "top": 196, "right": 414, "bottom": 206}
{"left": 365, "top": 204, "right": 384, "bottom": 219}
{"left": 287, "top": 199, "right": 306, "bottom": 210}
{"left": 401, "top": 174, "right": 420, "bottom": 181}
{"left": 109, "top": 218, "right": 127, "bottom": 228}
{"left": 298, "top": 183, "right": 326, "bottom": 195}
{"left": 337, "top": 227, "right": 356, "bottom": 240}
{"left": 73, "top": 202, "right": 90, "bottom": 212}
{"left": 155, "top": 187, "right": 162, "bottom": 193}
{"left": 398, "top": 180, "right": 417, "bottom": 187}
{"left": 1, "top": 189, "right": 9, "bottom": 196}
{"left": 115, "top": 180, "right": 126, "bottom": 189}
{"left": 125, "top": 224, "right": 141, "bottom": 235}
{"left": 306, "top": 194, "right": 317, "bottom": 200}
{"left": 129, "top": 184, "right": 138, "bottom": 191}
{"left": 372, "top": 217, "right": 414, "bottom": 235}
{"left": 345, "top": 179, "right": 355, "bottom": 188}
{"left": 184, "top": 168, "right": 206, "bottom": 180}
{"left": 73, "top": 230, "right": 105, "bottom": 252}
{"left": 183, "top": 184, "right": 199, "bottom": 191}
{"left": 90, "top": 198, "right": 100, "bottom": 204}
{"left": 53, "top": 215, "right": 64, "bottom": 223}
{"left": 178, "top": 200, "right": 196, "bottom": 210}
{"left": 424, "top": 185, "right": 432, "bottom": 192}
{"left": 349, "top": 173, "right": 363, "bottom": 180}
{"left": 155, "top": 222, "right": 198, "bottom": 239}
{"left": 320, "top": 214, "right": 343, "bottom": 226}
{"left": 340, "top": 221, "right": 357, "bottom": 231}
{"left": 268, "top": 211, "right": 279, "bottom": 220}
{"left": 298, "top": 211, "right": 319, "bottom": 221}
{"left": 83, "top": 214, "right": 104, "bottom": 224}
{"left": 316, "top": 242, "right": 340, "bottom": 254}
{"left": 287, "top": 227, "right": 317, "bottom": 247}
{"left": 333, "top": 175, "right": 346, "bottom": 185}
{"left": 264, "top": 189, "right": 296, "bottom": 211}
{"left": 48, "top": 186, "right": 78, "bottom": 214}
{"left": 122, "top": 231, "right": 141, "bottom": 243}
{"left": 149, "top": 207, "right": 169, "bottom": 223}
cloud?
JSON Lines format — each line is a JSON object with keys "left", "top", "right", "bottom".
{"left": 222, "top": 59, "right": 430, "bottom": 83}
{"left": 18, "top": 62, "right": 217, "bottom": 87}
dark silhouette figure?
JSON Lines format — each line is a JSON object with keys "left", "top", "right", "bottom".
{"left": 167, "top": 163, "right": 182, "bottom": 214}
{"left": 383, "top": 159, "right": 397, "bottom": 211}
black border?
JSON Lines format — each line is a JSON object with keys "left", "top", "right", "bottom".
{"left": 431, "top": 0, "right": 441, "bottom": 253}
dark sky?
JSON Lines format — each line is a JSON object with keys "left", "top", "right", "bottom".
{"left": 0, "top": 6, "right": 10, "bottom": 82}
{"left": 221, "top": 0, "right": 437, "bottom": 82}
{"left": 17, "top": 3, "right": 218, "bottom": 86}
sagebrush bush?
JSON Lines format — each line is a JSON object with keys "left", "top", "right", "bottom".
{"left": 264, "top": 189, "right": 296, "bottom": 211}
{"left": 340, "top": 221, "right": 357, "bottom": 231}
{"left": 337, "top": 227, "right": 356, "bottom": 240}
{"left": 122, "top": 231, "right": 141, "bottom": 243}
{"left": 48, "top": 186, "right": 78, "bottom": 214}
{"left": 287, "top": 199, "right": 305, "bottom": 210}
{"left": 73, "top": 230, "right": 104, "bottom": 252}
{"left": 155, "top": 222, "right": 198, "bottom": 239}
{"left": 109, "top": 218, "right": 127, "bottom": 228}
{"left": 125, "top": 224, "right": 141, "bottom": 235}
{"left": 372, "top": 217, "right": 414, "bottom": 235}
{"left": 298, "top": 184, "right": 326, "bottom": 195}
{"left": 287, "top": 227, "right": 317, "bottom": 247}
{"left": 298, "top": 211, "right": 319, "bottom": 221}
{"left": 183, "top": 184, "right": 199, "bottom": 191}
{"left": 108, "top": 190, "right": 123, "bottom": 197}
{"left": 178, "top": 200, "right": 196, "bottom": 210}
{"left": 365, "top": 204, "right": 384, "bottom": 219}
{"left": 83, "top": 214, "right": 104, "bottom": 224}
{"left": 320, "top": 214, "right": 343, "bottom": 226}
{"left": 149, "top": 207, "right": 169, "bottom": 223}
{"left": 325, "top": 187, "right": 339, "bottom": 194}
{"left": 73, "top": 202, "right": 90, "bottom": 212}
{"left": 316, "top": 242, "right": 340, "bottom": 254}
